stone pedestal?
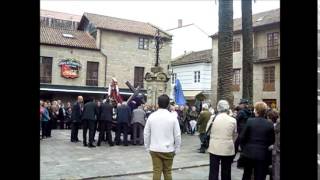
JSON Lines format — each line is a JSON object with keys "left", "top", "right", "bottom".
{"left": 144, "top": 66, "right": 170, "bottom": 106}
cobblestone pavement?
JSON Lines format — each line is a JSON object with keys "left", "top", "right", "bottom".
{"left": 41, "top": 130, "right": 245, "bottom": 180}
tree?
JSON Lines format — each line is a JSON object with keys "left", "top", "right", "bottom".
{"left": 217, "top": 0, "right": 234, "bottom": 106}
{"left": 241, "top": 0, "right": 253, "bottom": 103}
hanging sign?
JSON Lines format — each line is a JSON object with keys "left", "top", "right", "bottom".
{"left": 58, "top": 58, "right": 81, "bottom": 79}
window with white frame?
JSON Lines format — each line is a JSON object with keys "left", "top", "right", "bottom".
{"left": 194, "top": 71, "right": 200, "bottom": 83}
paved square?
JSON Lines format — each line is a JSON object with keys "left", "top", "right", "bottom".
{"left": 41, "top": 130, "right": 245, "bottom": 180}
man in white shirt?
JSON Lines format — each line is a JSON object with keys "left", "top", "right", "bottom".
{"left": 144, "top": 94, "right": 181, "bottom": 180}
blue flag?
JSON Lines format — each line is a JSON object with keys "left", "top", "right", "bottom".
{"left": 174, "top": 79, "right": 186, "bottom": 106}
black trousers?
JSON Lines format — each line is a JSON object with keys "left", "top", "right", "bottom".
{"left": 71, "top": 122, "right": 81, "bottom": 141}
{"left": 199, "top": 133, "right": 206, "bottom": 151}
{"left": 242, "top": 157, "right": 268, "bottom": 180}
{"left": 115, "top": 122, "right": 128, "bottom": 145}
{"left": 52, "top": 119, "right": 58, "bottom": 129}
{"left": 184, "top": 120, "right": 190, "bottom": 133}
{"left": 93, "top": 120, "right": 98, "bottom": 140}
{"left": 47, "top": 120, "right": 52, "bottom": 137}
{"left": 132, "top": 123, "right": 144, "bottom": 145}
{"left": 209, "top": 154, "right": 233, "bottom": 180}
{"left": 234, "top": 136, "right": 240, "bottom": 155}
{"left": 82, "top": 119, "right": 96, "bottom": 145}
{"left": 41, "top": 121, "right": 48, "bottom": 138}
{"left": 98, "top": 121, "right": 113, "bottom": 145}
{"left": 59, "top": 119, "right": 65, "bottom": 129}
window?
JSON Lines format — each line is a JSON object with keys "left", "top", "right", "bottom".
{"left": 134, "top": 67, "right": 145, "bottom": 88}
{"left": 138, "top": 37, "right": 149, "bottom": 50}
{"left": 233, "top": 38, "right": 241, "bottom": 52}
{"left": 194, "top": 71, "right": 200, "bottom": 83}
{"left": 62, "top": 33, "right": 74, "bottom": 38}
{"left": 86, "top": 62, "right": 99, "bottom": 86}
{"left": 171, "top": 73, "right": 177, "bottom": 84}
{"left": 267, "top": 32, "right": 279, "bottom": 58}
{"left": 232, "top": 69, "right": 241, "bottom": 91}
{"left": 263, "top": 66, "right": 275, "bottom": 91}
{"left": 40, "top": 56, "right": 53, "bottom": 83}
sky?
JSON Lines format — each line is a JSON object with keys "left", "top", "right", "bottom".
{"left": 41, "top": 0, "right": 280, "bottom": 36}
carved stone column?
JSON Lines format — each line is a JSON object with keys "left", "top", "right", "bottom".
{"left": 144, "top": 66, "right": 170, "bottom": 106}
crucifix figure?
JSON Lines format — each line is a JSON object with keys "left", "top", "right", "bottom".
{"left": 154, "top": 28, "right": 163, "bottom": 67}
{"left": 125, "top": 81, "right": 145, "bottom": 110}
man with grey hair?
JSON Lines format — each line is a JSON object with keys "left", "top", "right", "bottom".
{"left": 206, "top": 100, "right": 237, "bottom": 180}
{"left": 131, "top": 105, "right": 146, "bottom": 145}
{"left": 197, "top": 103, "right": 212, "bottom": 153}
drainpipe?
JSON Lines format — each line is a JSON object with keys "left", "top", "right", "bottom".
{"left": 98, "top": 30, "right": 108, "bottom": 88}
{"left": 102, "top": 53, "right": 107, "bottom": 88}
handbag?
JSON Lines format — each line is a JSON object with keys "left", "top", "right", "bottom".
{"left": 202, "top": 113, "right": 219, "bottom": 149}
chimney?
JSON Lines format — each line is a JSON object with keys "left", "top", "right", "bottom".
{"left": 178, "top": 19, "right": 182, "bottom": 28}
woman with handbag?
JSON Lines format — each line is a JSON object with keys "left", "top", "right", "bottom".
{"left": 207, "top": 100, "right": 237, "bottom": 180}
{"left": 240, "top": 102, "right": 275, "bottom": 180}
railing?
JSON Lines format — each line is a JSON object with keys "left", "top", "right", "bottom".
{"left": 253, "top": 45, "right": 280, "bottom": 60}
{"left": 86, "top": 79, "right": 98, "bottom": 86}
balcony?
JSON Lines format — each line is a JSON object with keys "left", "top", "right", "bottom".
{"left": 86, "top": 79, "right": 98, "bottom": 86}
{"left": 40, "top": 76, "right": 52, "bottom": 84}
{"left": 253, "top": 45, "right": 280, "bottom": 63}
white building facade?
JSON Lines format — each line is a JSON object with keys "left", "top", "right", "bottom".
{"left": 167, "top": 21, "right": 212, "bottom": 59}
{"left": 170, "top": 49, "right": 212, "bottom": 105}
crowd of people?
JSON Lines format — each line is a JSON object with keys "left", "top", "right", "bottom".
{"left": 40, "top": 99, "right": 72, "bottom": 138}
{"left": 40, "top": 95, "right": 280, "bottom": 180}
{"left": 203, "top": 99, "right": 280, "bottom": 180}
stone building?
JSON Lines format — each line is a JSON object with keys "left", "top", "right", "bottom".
{"left": 211, "top": 8, "right": 280, "bottom": 109}
{"left": 40, "top": 9, "right": 81, "bottom": 30}
{"left": 40, "top": 10, "right": 172, "bottom": 103}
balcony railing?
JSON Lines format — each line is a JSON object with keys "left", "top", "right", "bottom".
{"left": 40, "top": 76, "right": 52, "bottom": 83}
{"left": 86, "top": 79, "right": 98, "bottom": 86}
{"left": 253, "top": 45, "right": 280, "bottom": 61}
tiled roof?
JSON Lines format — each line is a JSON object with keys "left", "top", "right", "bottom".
{"left": 82, "top": 13, "right": 172, "bottom": 39}
{"left": 40, "top": 26, "right": 98, "bottom": 50}
{"left": 40, "top": 9, "right": 82, "bottom": 22}
{"left": 171, "top": 49, "right": 213, "bottom": 66}
{"left": 211, "top": 8, "right": 279, "bottom": 38}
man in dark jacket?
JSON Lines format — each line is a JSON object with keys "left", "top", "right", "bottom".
{"left": 115, "top": 102, "right": 131, "bottom": 146}
{"left": 234, "top": 99, "right": 254, "bottom": 156}
{"left": 97, "top": 98, "right": 114, "bottom": 146}
{"left": 58, "top": 103, "right": 66, "bottom": 129}
{"left": 70, "top": 96, "right": 83, "bottom": 142}
{"left": 94, "top": 100, "right": 101, "bottom": 142}
{"left": 82, "top": 97, "right": 99, "bottom": 147}
{"left": 239, "top": 102, "right": 275, "bottom": 180}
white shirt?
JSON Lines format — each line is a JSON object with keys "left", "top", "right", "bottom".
{"left": 171, "top": 111, "right": 178, "bottom": 119}
{"left": 144, "top": 109, "right": 181, "bottom": 153}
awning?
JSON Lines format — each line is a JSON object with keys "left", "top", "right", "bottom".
{"left": 40, "top": 88, "right": 130, "bottom": 94}
{"left": 183, "top": 90, "right": 203, "bottom": 100}
{"left": 40, "top": 84, "right": 148, "bottom": 95}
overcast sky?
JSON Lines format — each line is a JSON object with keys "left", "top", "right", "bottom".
{"left": 41, "top": 0, "right": 280, "bottom": 35}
